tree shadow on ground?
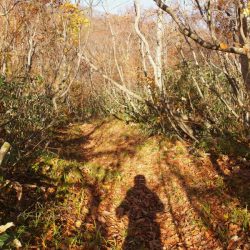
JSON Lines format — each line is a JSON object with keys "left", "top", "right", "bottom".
{"left": 158, "top": 161, "right": 230, "bottom": 248}
{"left": 202, "top": 134, "right": 250, "bottom": 208}
{"left": 47, "top": 121, "right": 107, "bottom": 162}
{"left": 210, "top": 153, "right": 250, "bottom": 209}
{"left": 116, "top": 175, "right": 164, "bottom": 250}
{"left": 1, "top": 120, "right": 148, "bottom": 248}
{"left": 158, "top": 139, "right": 250, "bottom": 249}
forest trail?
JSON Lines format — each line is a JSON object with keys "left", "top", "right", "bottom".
{"left": 2, "top": 1, "right": 250, "bottom": 249}
{"left": 23, "top": 119, "right": 249, "bottom": 249}
{"left": 72, "top": 120, "right": 222, "bottom": 249}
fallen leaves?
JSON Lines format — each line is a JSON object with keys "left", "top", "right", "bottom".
{"left": 1, "top": 121, "right": 249, "bottom": 249}
{"left": 0, "top": 223, "right": 22, "bottom": 249}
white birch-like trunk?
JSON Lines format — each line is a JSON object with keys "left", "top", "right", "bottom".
{"left": 155, "top": 8, "right": 164, "bottom": 93}
{"left": 134, "top": 0, "right": 165, "bottom": 94}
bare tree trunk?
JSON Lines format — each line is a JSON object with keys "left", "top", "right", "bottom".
{"left": 155, "top": 8, "right": 164, "bottom": 93}
{"left": 26, "top": 28, "right": 37, "bottom": 76}
{"left": 239, "top": 0, "right": 250, "bottom": 91}
{"left": 240, "top": 47, "right": 250, "bottom": 91}
{"left": 134, "top": 0, "right": 159, "bottom": 91}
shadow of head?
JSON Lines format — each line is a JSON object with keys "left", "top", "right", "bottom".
{"left": 134, "top": 174, "right": 146, "bottom": 186}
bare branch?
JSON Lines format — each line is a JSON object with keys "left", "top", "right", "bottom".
{"left": 153, "top": 0, "right": 246, "bottom": 55}
{"left": 0, "top": 0, "right": 22, "bottom": 17}
{"left": 81, "top": 55, "right": 144, "bottom": 102}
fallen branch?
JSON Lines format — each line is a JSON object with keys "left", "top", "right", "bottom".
{"left": 81, "top": 54, "right": 144, "bottom": 102}
{"left": 0, "top": 142, "right": 11, "bottom": 166}
{"left": 153, "top": 0, "right": 246, "bottom": 55}
{"left": 0, "top": 222, "right": 14, "bottom": 234}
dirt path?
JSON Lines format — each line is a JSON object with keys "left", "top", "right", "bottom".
{"left": 25, "top": 119, "right": 249, "bottom": 249}
{"left": 80, "top": 122, "right": 221, "bottom": 249}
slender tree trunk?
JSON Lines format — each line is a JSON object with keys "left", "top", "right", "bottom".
{"left": 156, "top": 8, "right": 164, "bottom": 93}
{"left": 26, "top": 31, "right": 36, "bottom": 76}
{"left": 240, "top": 5, "right": 250, "bottom": 91}
{"left": 240, "top": 54, "right": 250, "bottom": 90}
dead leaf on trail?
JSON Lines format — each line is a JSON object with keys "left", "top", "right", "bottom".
{"left": 47, "top": 187, "right": 56, "bottom": 194}
{"left": 205, "top": 230, "right": 213, "bottom": 239}
{"left": 220, "top": 43, "right": 229, "bottom": 50}
{"left": 12, "top": 239, "right": 22, "bottom": 248}
{"left": 75, "top": 220, "right": 82, "bottom": 228}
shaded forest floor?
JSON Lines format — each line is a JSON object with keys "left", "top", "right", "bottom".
{"left": 1, "top": 119, "right": 250, "bottom": 249}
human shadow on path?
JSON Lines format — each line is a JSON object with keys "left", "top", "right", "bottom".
{"left": 116, "top": 175, "right": 164, "bottom": 250}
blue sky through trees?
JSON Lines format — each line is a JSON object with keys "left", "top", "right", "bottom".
{"left": 97, "top": 0, "right": 155, "bottom": 13}
{"left": 73, "top": 1, "right": 190, "bottom": 14}
{"left": 69, "top": 0, "right": 156, "bottom": 13}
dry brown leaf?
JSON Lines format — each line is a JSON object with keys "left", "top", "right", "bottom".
{"left": 220, "top": 43, "right": 229, "bottom": 50}
{"left": 75, "top": 220, "right": 82, "bottom": 228}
